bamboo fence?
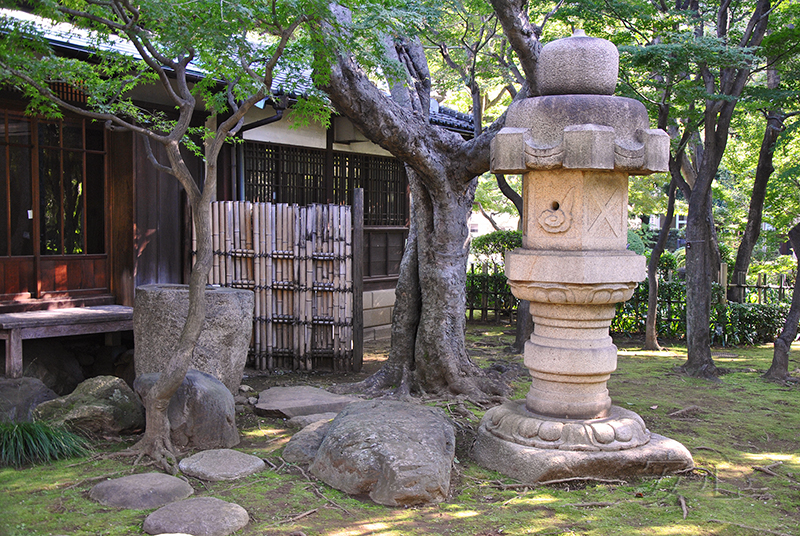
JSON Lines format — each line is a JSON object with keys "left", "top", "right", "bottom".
{"left": 200, "top": 201, "right": 355, "bottom": 371}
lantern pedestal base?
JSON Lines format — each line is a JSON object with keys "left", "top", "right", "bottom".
{"left": 472, "top": 402, "right": 693, "bottom": 483}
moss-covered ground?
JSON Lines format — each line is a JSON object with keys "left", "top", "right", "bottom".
{"left": 1, "top": 324, "right": 799, "bottom": 536}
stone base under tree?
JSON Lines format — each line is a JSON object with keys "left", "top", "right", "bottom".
{"left": 472, "top": 417, "right": 693, "bottom": 484}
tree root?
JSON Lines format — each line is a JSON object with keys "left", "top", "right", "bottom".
{"left": 679, "top": 363, "right": 722, "bottom": 382}
{"left": 330, "top": 361, "right": 508, "bottom": 407}
{"left": 127, "top": 433, "right": 180, "bottom": 475}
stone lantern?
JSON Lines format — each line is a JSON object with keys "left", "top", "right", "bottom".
{"left": 472, "top": 30, "right": 693, "bottom": 482}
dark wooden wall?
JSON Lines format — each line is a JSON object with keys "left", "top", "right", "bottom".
{"left": 132, "top": 136, "right": 201, "bottom": 292}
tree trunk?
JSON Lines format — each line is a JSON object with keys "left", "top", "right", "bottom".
{"left": 682, "top": 184, "right": 719, "bottom": 378}
{"left": 764, "top": 223, "right": 800, "bottom": 381}
{"left": 336, "top": 168, "right": 509, "bottom": 404}
{"left": 133, "top": 144, "right": 217, "bottom": 471}
{"left": 644, "top": 175, "right": 677, "bottom": 351}
{"left": 729, "top": 111, "right": 783, "bottom": 302}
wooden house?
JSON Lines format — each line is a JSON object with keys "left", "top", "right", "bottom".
{"left": 0, "top": 9, "right": 474, "bottom": 362}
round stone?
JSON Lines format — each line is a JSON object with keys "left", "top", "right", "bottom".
{"left": 89, "top": 473, "right": 194, "bottom": 510}
{"left": 536, "top": 29, "right": 619, "bottom": 96}
{"left": 591, "top": 423, "right": 616, "bottom": 444}
{"left": 178, "top": 449, "right": 265, "bottom": 481}
{"left": 143, "top": 497, "right": 249, "bottom": 536}
{"left": 537, "top": 421, "right": 563, "bottom": 442}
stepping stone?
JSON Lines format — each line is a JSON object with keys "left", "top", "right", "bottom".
{"left": 89, "top": 473, "right": 193, "bottom": 509}
{"left": 143, "top": 497, "right": 249, "bottom": 536}
{"left": 286, "top": 412, "right": 338, "bottom": 428}
{"left": 179, "top": 449, "right": 265, "bottom": 481}
{"left": 254, "top": 386, "right": 357, "bottom": 418}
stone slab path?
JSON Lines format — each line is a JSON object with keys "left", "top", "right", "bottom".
{"left": 179, "top": 449, "right": 265, "bottom": 481}
{"left": 143, "top": 497, "right": 249, "bottom": 536}
{"left": 254, "top": 386, "right": 357, "bottom": 418}
{"left": 89, "top": 473, "right": 193, "bottom": 510}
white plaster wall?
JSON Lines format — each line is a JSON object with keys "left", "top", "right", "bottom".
{"left": 242, "top": 105, "right": 392, "bottom": 157}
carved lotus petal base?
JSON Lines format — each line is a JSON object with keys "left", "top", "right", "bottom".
{"left": 483, "top": 401, "right": 650, "bottom": 452}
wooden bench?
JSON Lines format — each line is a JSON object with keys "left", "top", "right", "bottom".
{"left": 0, "top": 305, "right": 134, "bottom": 379}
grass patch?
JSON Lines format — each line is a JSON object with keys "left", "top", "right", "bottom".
{"left": 0, "top": 421, "right": 90, "bottom": 468}
{"left": 1, "top": 323, "right": 798, "bottom": 535}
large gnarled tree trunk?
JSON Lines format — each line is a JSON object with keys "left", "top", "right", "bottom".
{"left": 321, "top": 13, "right": 534, "bottom": 402}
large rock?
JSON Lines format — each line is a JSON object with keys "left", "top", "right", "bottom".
{"left": 143, "top": 497, "right": 249, "bottom": 536}
{"left": 21, "top": 339, "right": 85, "bottom": 395}
{"left": 134, "top": 284, "right": 254, "bottom": 394}
{"left": 0, "top": 377, "right": 58, "bottom": 422}
{"left": 134, "top": 370, "right": 239, "bottom": 449}
{"left": 309, "top": 400, "right": 455, "bottom": 506}
{"left": 89, "top": 473, "right": 194, "bottom": 509}
{"left": 282, "top": 420, "right": 332, "bottom": 465}
{"left": 34, "top": 376, "right": 144, "bottom": 437}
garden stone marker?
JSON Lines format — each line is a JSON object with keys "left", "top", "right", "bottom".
{"left": 475, "top": 30, "right": 693, "bottom": 482}
{"left": 134, "top": 284, "right": 253, "bottom": 394}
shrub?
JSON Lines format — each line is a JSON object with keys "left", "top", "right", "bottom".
{"left": 471, "top": 230, "right": 522, "bottom": 263}
{"left": 0, "top": 421, "right": 90, "bottom": 468}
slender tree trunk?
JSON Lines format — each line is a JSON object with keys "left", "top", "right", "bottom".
{"left": 134, "top": 144, "right": 217, "bottom": 471}
{"left": 729, "top": 111, "right": 783, "bottom": 302}
{"left": 644, "top": 175, "right": 677, "bottom": 350}
{"left": 682, "top": 181, "right": 719, "bottom": 378}
{"left": 764, "top": 223, "right": 800, "bottom": 381}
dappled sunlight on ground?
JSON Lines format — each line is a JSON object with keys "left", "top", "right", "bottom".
{"left": 741, "top": 452, "right": 800, "bottom": 466}
{"left": 617, "top": 349, "right": 686, "bottom": 358}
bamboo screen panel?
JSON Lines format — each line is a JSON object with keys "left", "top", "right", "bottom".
{"left": 204, "top": 201, "right": 353, "bottom": 372}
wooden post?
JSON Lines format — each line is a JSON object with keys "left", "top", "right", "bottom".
{"left": 5, "top": 329, "right": 23, "bottom": 378}
{"left": 719, "top": 263, "right": 727, "bottom": 305}
{"left": 352, "top": 188, "right": 364, "bottom": 372}
{"left": 481, "top": 262, "right": 489, "bottom": 322}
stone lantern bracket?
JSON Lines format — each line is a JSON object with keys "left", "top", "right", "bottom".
{"left": 489, "top": 96, "right": 670, "bottom": 176}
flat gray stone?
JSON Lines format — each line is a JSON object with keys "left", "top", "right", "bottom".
{"left": 143, "top": 497, "right": 249, "bottom": 536}
{"left": 179, "top": 449, "right": 265, "bottom": 481}
{"left": 254, "top": 386, "right": 357, "bottom": 418}
{"left": 286, "top": 412, "right": 338, "bottom": 428}
{"left": 282, "top": 420, "right": 332, "bottom": 464}
{"left": 89, "top": 473, "right": 193, "bottom": 509}
{"left": 472, "top": 428, "right": 694, "bottom": 483}
{"left": 310, "top": 400, "right": 455, "bottom": 506}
